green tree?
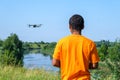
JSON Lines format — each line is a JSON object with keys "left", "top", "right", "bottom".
{"left": 22, "top": 42, "right": 30, "bottom": 50}
{"left": 0, "top": 39, "right": 3, "bottom": 47}
{"left": 0, "top": 33, "right": 23, "bottom": 66}
{"left": 40, "top": 42, "right": 56, "bottom": 57}
{"left": 106, "top": 40, "right": 120, "bottom": 79}
{"left": 0, "top": 39, "right": 3, "bottom": 53}
{"left": 98, "top": 40, "right": 109, "bottom": 61}
{"left": 40, "top": 41, "right": 45, "bottom": 44}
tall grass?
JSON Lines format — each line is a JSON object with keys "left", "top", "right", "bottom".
{"left": 0, "top": 65, "right": 60, "bottom": 80}
{"left": 0, "top": 62, "right": 118, "bottom": 80}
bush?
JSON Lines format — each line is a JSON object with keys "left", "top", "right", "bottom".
{"left": 106, "top": 40, "right": 120, "bottom": 79}
{"left": 0, "top": 33, "right": 23, "bottom": 66}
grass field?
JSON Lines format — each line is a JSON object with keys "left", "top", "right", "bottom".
{"left": 0, "top": 65, "right": 60, "bottom": 80}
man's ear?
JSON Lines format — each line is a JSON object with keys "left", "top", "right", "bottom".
{"left": 81, "top": 24, "right": 84, "bottom": 30}
{"left": 69, "top": 25, "right": 73, "bottom": 33}
{"left": 69, "top": 25, "right": 73, "bottom": 30}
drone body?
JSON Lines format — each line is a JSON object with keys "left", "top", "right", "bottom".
{"left": 28, "top": 24, "right": 42, "bottom": 28}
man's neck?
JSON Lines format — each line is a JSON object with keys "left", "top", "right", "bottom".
{"left": 71, "top": 30, "right": 81, "bottom": 35}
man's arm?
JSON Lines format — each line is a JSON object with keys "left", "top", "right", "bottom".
{"left": 89, "top": 62, "right": 98, "bottom": 69}
{"left": 52, "top": 58, "right": 60, "bottom": 68}
{"left": 89, "top": 42, "right": 100, "bottom": 69}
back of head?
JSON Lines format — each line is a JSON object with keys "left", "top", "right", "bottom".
{"left": 69, "top": 14, "right": 84, "bottom": 31}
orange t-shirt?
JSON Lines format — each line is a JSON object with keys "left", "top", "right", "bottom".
{"left": 53, "top": 34, "right": 100, "bottom": 80}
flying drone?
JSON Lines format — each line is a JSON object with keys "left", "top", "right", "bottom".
{"left": 28, "top": 24, "right": 42, "bottom": 28}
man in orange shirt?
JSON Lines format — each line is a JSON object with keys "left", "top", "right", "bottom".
{"left": 52, "top": 14, "right": 100, "bottom": 80}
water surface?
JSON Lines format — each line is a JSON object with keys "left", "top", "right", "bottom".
{"left": 23, "top": 53, "right": 59, "bottom": 71}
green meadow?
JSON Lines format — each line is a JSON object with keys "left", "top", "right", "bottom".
{"left": 0, "top": 62, "right": 117, "bottom": 80}
{"left": 0, "top": 66, "right": 60, "bottom": 80}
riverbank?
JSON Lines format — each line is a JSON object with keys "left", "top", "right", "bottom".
{"left": 23, "top": 41, "right": 56, "bottom": 58}
{"left": 0, "top": 65, "right": 60, "bottom": 80}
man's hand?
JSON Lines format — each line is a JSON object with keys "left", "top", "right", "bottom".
{"left": 89, "top": 62, "right": 98, "bottom": 69}
{"left": 52, "top": 58, "right": 60, "bottom": 68}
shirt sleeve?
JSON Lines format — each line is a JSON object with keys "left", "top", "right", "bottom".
{"left": 53, "top": 41, "right": 61, "bottom": 60}
{"left": 89, "top": 42, "right": 100, "bottom": 63}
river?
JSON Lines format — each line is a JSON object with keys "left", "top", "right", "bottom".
{"left": 23, "top": 53, "right": 59, "bottom": 71}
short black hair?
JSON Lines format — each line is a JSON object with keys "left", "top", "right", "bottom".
{"left": 69, "top": 14, "right": 84, "bottom": 31}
